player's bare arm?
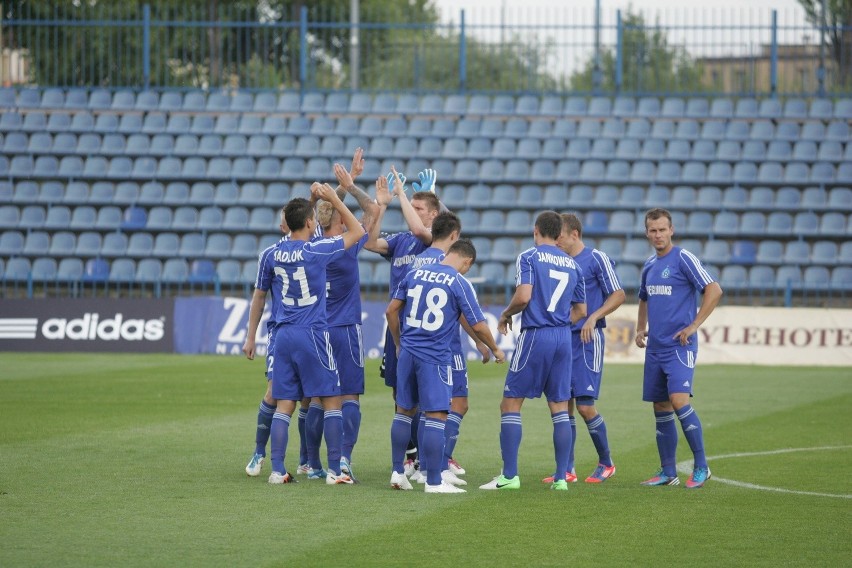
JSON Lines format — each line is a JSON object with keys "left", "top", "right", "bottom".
{"left": 242, "top": 288, "right": 267, "bottom": 359}
{"left": 471, "top": 320, "right": 506, "bottom": 363}
{"left": 498, "top": 283, "right": 532, "bottom": 335}
{"left": 364, "top": 175, "right": 392, "bottom": 254}
{"left": 673, "top": 281, "right": 723, "bottom": 346}
{"left": 581, "top": 288, "right": 626, "bottom": 343}
{"left": 635, "top": 299, "right": 649, "bottom": 348}
{"left": 385, "top": 298, "right": 405, "bottom": 355}
{"left": 392, "top": 166, "right": 432, "bottom": 245}
{"left": 458, "top": 314, "right": 491, "bottom": 363}
{"left": 570, "top": 301, "right": 587, "bottom": 325}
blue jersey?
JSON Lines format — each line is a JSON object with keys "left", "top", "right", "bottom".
{"left": 638, "top": 246, "right": 716, "bottom": 352}
{"left": 392, "top": 263, "right": 485, "bottom": 365}
{"left": 383, "top": 231, "right": 428, "bottom": 298}
{"left": 514, "top": 244, "right": 586, "bottom": 330}
{"left": 255, "top": 235, "right": 289, "bottom": 333}
{"left": 326, "top": 230, "right": 368, "bottom": 327}
{"left": 410, "top": 247, "right": 466, "bottom": 358}
{"left": 261, "top": 236, "right": 345, "bottom": 327}
{"left": 570, "top": 247, "right": 622, "bottom": 332}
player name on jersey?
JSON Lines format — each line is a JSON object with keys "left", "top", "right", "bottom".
{"left": 393, "top": 253, "right": 417, "bottom": 267}
{"left": 274, "top": 249, "right": 303, "bottom": 262}
{"left": 412, "top": 268, "right": 455, "bottom": 286}
{"left": 537, "top": 251, "right": 577, "bottom": 268}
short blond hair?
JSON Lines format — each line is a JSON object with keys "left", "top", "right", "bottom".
{"left": 317, "top": 201, "right": 335, "bottom": 229}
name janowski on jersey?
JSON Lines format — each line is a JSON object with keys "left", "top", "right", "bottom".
{"left": 536, "top": 252, "right": 577, "bottom": 268}
{"left": 41, "top": 313, "right": 165, "bottom": 341}
{"left": 646, "top": 285, "right": 673, "bottom": 296}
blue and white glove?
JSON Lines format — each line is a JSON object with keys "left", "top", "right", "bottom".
{"left": 386, "top": 171, "right": 406, "bottom": 192}
{"left": 412, "top": 168, "right": 437, "bottom": 193}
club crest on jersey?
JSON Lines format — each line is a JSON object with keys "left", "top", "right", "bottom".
{"left": 661, "top": 266, "right": 671, "bottom": 279}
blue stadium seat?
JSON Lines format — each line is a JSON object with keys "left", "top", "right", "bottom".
{"left": 640, "top": 138, "right": 666, "bottom": 160}
{"left": 567, "top": 138, "right": 591, "bottom": 159}
{"left": 685, "top": 211, "right": 713, "bottom": 235}
{"left": 763, "top": 212, "right": 793, "bottom": 236}
{"left": 197, "top": 206, "right": 224, "bottom": 231}
{"left": 552, "top": 119, "right": 577, "bottom": 139}
{"left": 712, "top": 211, "right": 739, "bottom": 236}
{"left": 720, "top": 265, "right": 749, "bottom": 290}
{"left": 775, "top": 265, "right": 803, "bottom": 290}
{"left": 112, "top": 90, "right": 138, "bottom": 111}
{"left": 121, "top": 206, "right": 147, "bottom": 231}
{"left": 740, "top": 211, "right": 767, "bottom": 236}
{"left": 161, "top": 258, "right": 189, "bottom": 283}
{"left": 18, "top": 205, "right": 46, "bottom": 230}
{"left": 149, "top": 232, "right": 177, "bottom": 257}
{"left": 583, "top": 211, "right": 609, "bottom": 236}
{"left": 231, "top": 234, "right": 260, "bottom": 260}
{"left": 818, "top": 212, "right": 846, "bottom": 236}
{"left": 22, "top": 231, "right": 50, "bottom": 256}
{"left": 730, "top": 240, "right": 757, "bottom": 265}
{"left": 608, "top": 211, "right": 635, "bottom": 236}
{"left": 577, "top": 119, "right": 601, "bottom": 138}
{"left": 101, "top": 232, "right": 128, "bottom": 257}
{"left": 0, "top": 230, "right": 24, "bottom": 255}
{"left": 616, "top": 139, "right": 641, "bottom": 160}
{"left": 81, "top": 258, "right": 110, "bottom": 283}
{"left": 747, "top": 265, "right": 775, "bottom": 289}
{"left": 48, "top": 231, "right": 76, "bottom": 257}
{"left": 479, "top": 211, "right": 506, "bottom": 233}
{"left": 74, "top": 231, "right": 102, "bottom": 257}
{"left": 109, "top": 258, "right": 136, "bottom": 282}
{"left": 703, "top": 240, "right": 731, "bottom": 264}
{"left": 3, "top": 257, "right": 30, "bottom": 282}
{"left": 831, "top": 266, "right": 852, "bottom": 290}
{"left": 755, "top": 241, "right": 782, "bottom": 266}
{"left": 135, "top": 258, "right": 162, "bottom": 283}
{"left": 620, "top": 239, "right": 650, "bottom": 265}
{"left": 491, "top": 237, "right": 519, "bottom": 263}
{"left": 246, "top": 135, "right": 271, "bottom": 157}
{"left": 543, "top": 185, "right": 569, "bottom": 207}
{"left": 126, "top": 232, "right": 154, "bottom": 258}
{"left": 203, "top": 233, "right": 232, "bottom": 260}
{"left": 30, "top": 257, "right": 57, "bottom": 282}
{"left": 675, "top": 119, "right": 700, "bottom": 141}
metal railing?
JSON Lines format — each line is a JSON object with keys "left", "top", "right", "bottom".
{"left": 1, "top": 2, "right": 849, "bottom": 97}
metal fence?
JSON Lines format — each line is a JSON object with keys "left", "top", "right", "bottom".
{"left": 1, "top": 2, "right": 849, "bottom": 97}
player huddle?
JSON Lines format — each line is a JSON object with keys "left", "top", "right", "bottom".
{"left": 241, "top": 148, "right": 723, "bottom": 492}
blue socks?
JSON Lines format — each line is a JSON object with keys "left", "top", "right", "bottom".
{"left": 655, "top": 410, "right": 679, "bottom": 477}
{"left": 676, "top": 405, "right": 707, "bottom": 469}
{"left": 566, "top": 415, "right": 577, "bottom": 472}
{"left": 423, "top": 418, "right": 446, "bottom": 486}
{"left": 585, "top": 414, "right": 612, "bottom": 467}
{"left": 254, "top": 400, "right": 275, "bottom": 456}
{"left": 342, "top": 399, "right": 361, "bottom": 463}
{"left": 391, "top": 413, "right": 413, "bottom": 474}
{"left": 270, "top": 412, "right": 291, "bottom": 475}
{"left": 442, "top": 411, "right": 463, "bottom": 471}
{"left": 417, "top": 413, "right": 426, "bottom": 473}
{"left": 500, "top": 412, "right": 522, "bottom": 478}
{"left": 297, "top": 407, "right": 308, "bottom": 465}
{"left": 323, "top": 409, "right": 343, "bottom": 476}
{"left": 306, "top": 402, "right": 324, "bottom": 470}
{"left": 552, "top": 411, "right": 572, "bottom": 482}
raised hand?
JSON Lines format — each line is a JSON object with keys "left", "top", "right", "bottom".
{"left": 333, "top": 162, "right": 354, "bottom": 188}
{"left": 412, "top": 168, "right": 437, "bottom": 193}
{"left": 375, "top": 174, "right": 393, "bottom": 207}
{"left": 349, "top": 147, "right": 364, "bottom": 180}
{"left": 389, "top": 166, "right": 406, "bottom": 197}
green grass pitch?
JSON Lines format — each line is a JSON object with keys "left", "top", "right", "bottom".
{"left": 1, "top": 353, "right": 850, "bottom": 567}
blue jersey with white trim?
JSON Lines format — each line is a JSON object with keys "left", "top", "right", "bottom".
{"left": 514, "top": 244, "right": 586, "bottom": 330}
{"left": 261, "top": 236, "right": 345, "bottom": 327}
{"left": 326, "top": 230, "right": 368, "bottom": 327}
{"left": 570, "top": 246, "right": 622, "bottom": 331}
{"left": 409, "top": 246, "right": 467, "bottom": 358}
{"left": 255, "top": 234, "right": 289, "bottom": 333}
{"left": 392, "top": 263, "right": 485, "bottom": 365}
{"left": 383, "top": 231, "right": 428, "bottom": 298}
{"left": 638, "top": 246, "right": 715, "bottom": 351}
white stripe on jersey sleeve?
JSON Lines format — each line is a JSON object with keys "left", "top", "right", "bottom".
{"left": 591, "top": 249, "right": 623, "bottom": 293}
{"left": 679, "top": 249, "right": 715, "bottom": 286}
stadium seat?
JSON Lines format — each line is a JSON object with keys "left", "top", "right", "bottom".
{"left": 819, "top": 212, "right": 846, "bottom": 236}
{"left": 128, "top": 233, "right": 156, "bottom": 258}
{"left": 101, "top": 232, "right": 128, "bottom": 258}
{"left": 109, "top": 258, "right": 137, "bottom": 282}
{"left": 720, "top": 265, "right": 749, "bottom": 290}
{"left": 74, "top": 231, "right": 102, "bottom": 257}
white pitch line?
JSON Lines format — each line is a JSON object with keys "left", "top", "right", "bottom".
{"left": 676, "top": 446, "right": 852, "bottom": 500}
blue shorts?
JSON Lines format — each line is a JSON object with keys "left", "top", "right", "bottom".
{"left": 328, "top": 324, "right": 365, "bottom": 396}
{"left": 271, "top": 325, "right": 341, "bottom": 401}
{"left": 380, "top": 327, "right": 399, "bottom": 388}
{"left": 571, "top": 329, "right": 604, "bottom": 400}
{"left": 264, "top": 328, "right": 276, "bottom": 380}
{"left": 503, "top": 327, "right": 572, "bottom": 402}
{"left": 451, "top": 354, "right": 469, "bottom": 398}
{"left": 642, "top": 347, "right": 697, "bottom": 402}
{"left": 395, "top": 349, "right": 452, "bottom": 413}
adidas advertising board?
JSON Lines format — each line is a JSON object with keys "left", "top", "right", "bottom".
{"left": 0, "top": 298, "right": 173, "bottom": 353}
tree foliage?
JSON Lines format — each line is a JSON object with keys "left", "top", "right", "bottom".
{"left": 797, "top": 0, "right": 852, "bottom": 89}
{"left": 569, "top": 12, "right": 705, "bottom": 95}
{"left": 3, "top": 0, "right": 557, "bottom": 92}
